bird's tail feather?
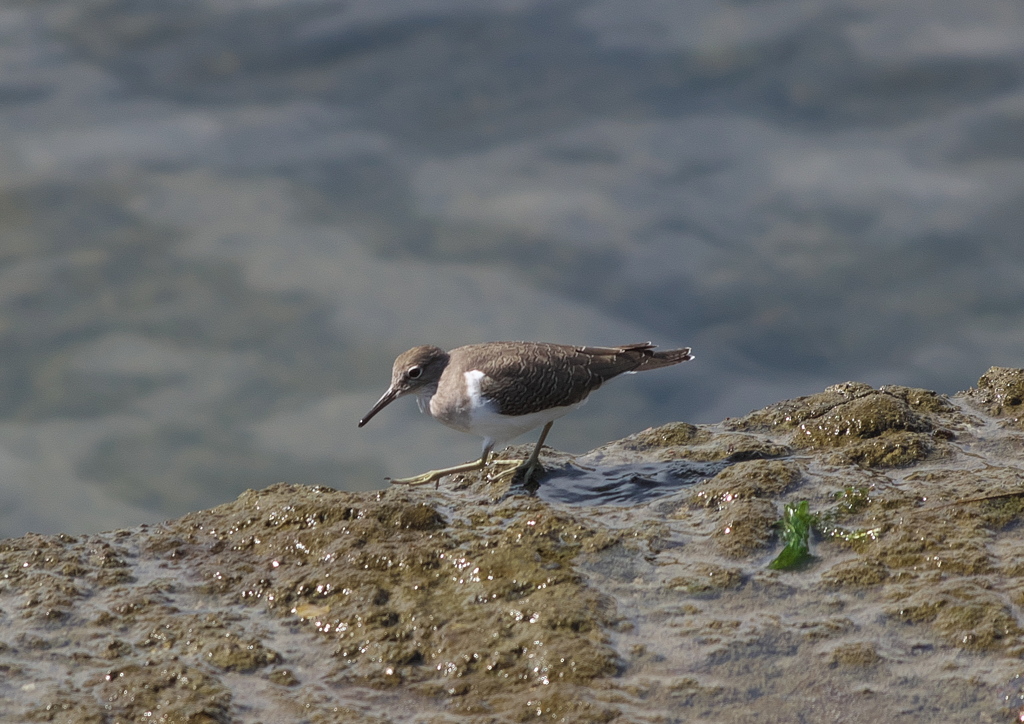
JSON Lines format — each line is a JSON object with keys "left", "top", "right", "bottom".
{"left": 575, "top": 342, "right": 694, "bottom": 371}
{"left": 637, "top": 346, "right": 694, "bottom": 370}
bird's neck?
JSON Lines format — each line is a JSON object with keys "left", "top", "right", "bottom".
{"left": 415, "top": 386, "right": 437, "bottom": 414}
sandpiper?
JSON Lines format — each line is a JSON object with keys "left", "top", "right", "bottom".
{"left": 359, "top": 341, "right": 694, "bottom": 486}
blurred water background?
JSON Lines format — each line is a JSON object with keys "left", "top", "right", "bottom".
{"left": 0, "top": 0, "right": 1022, "bottom": 538}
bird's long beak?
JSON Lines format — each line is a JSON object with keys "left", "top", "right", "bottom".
{"left": 359, "top": 387, "right": 400, "bottom": 427}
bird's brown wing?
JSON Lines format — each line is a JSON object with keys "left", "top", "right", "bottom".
{"left": 468, "top": 342, "right": 661, "bottom": 416}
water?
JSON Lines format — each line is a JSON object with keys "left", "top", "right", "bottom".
{"left": 536, "top": 460, "right": 732, "bottom": 506}
{"left": 0, "top": 0, "right": 1023, "bottom": 538}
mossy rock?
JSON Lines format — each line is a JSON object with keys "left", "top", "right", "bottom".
{"left": 964, "top": 366, "right": 1024, "bottom": 424}
{"left": 709, "top": 498, "right": 779, "bottom": 558}
{"left": 797, "top": 394, "right": 930, "bottom": 446}
{"left": 693, "top": 459, "right": 802, "bottom": 508}
{"left": 667, "top": 563, "right": 745, "bottom": 595}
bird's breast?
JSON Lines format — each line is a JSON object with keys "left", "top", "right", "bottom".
{"left": 426, "top": 369, "right": 484, "bottom": 433}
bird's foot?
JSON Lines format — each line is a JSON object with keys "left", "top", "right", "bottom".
{"left": 387, "top": 470, "right": 448, "bottom": 487}
{"left": 388, "top": 458, "right": 489, "bottom": 487}
{"left": 490, "top": 458, "right": 545, "bottom": 488}
{"left": 487, "top": 458, "right": 525, "bottom": 483}
{"left": 487, "top": 457, "right": 524, "bottom": 470}
{"left": 387, "top": 455, "right": 540, "bottom": 488}
{"left": 518, "top": 458, "right": 545, "bottom": 491}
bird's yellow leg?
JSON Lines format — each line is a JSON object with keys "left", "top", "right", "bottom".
{"left": 388, "top": 442, "right": 522, "bottom": 487}
{"left": 388, "top": 449, "right": 491, "bottom": 486}
{"left": 390, "top": 422, "right": 554, "bottom": 487}
{"left": 491, "top": 421, "right": 553, "bottom": 484}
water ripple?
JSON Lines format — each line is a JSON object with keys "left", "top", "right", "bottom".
{"left": 535, "top": 460, "right": 732, "bottom": 506}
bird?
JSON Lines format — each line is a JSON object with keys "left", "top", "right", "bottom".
{"left": 359, "top": 341, "right": 694, "bottom": 486}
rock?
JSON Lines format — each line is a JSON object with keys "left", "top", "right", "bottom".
{"left": 2, "top": 373, "right": 1024, "bottom": 722}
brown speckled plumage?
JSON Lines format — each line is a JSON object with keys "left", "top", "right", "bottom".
{"left": 358, "top": 340, "right": 693, "bottom": 486}
{"left": 445, "top": 342, "right": 690, "bottom": 415}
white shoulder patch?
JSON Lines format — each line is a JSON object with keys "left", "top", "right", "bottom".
{"left": 463, "top": 369, "right": 488, "bottom": 408}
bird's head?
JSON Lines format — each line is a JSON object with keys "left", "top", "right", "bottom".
{"left": 358, "top": 345, "right": 450, "bottom": 427}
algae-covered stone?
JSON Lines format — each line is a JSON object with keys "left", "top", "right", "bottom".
{"left": 732, "top": 385, "right": 953, "bottom": 467}
{"left": 966, "top": 366, "right": 1024, "bottom": 423}
{"left": 828, "top": 642, "right": 882, "bottom": 667}
{"left": 797, "top": 394, "right": 930, "bottom": 446}
{"left": 693, "top": 459, "right": 802, "bottom": 508}
{"left": 832, "top": 429, "right": 933, "bottom": 467}
{"left": 5, "top": 370, "right": 1024, "bottom": 722}
{"left": 204, "top": 632, "right": 281, "bottom": 673}
{"left": 626, "top": 422, "right": 711, "bottom": 449}
{"left": 168, "top": 484, "right": 620, "bottom": 701}
{"left": 99, "top": 662, "right": 232, "bottom": 724}
{"left": 821, "top": 559, "right": 891, "bottom": 588}
{"left": 710, "top": 498, "right": 779, "bottom": 558}
{"left": 22, "top": 689, "right": 107, "bottom": 724}
{"left": 879, "top": 385, "right": 959, "bottom": 414}
{"left": 668, "top": 563, "right": 745, "bottom": 595}
{"left": 613, "top": 424, "right": 790, "bottom": 463}
{"left": 729, "top": 381, "right": 877, "bottom": 431}
{"left": 888, "top": 585, "right": 1023, "bottom": 652}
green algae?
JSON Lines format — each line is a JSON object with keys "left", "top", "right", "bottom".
{"left": 831, "top": 485, "right": 871, "bottom": 515}
{"left": 811, "top": 486, "right": 882, "bottom": 544}
{"left": 768, "top": 500, "right": 814, "bottom": 570}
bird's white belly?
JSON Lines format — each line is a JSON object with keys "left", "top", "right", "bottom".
{"left": 466, "top": 400, "right": 579, "bottom": 445}
{"left": 429, "top": 369, "right": 582, "bottom": 445}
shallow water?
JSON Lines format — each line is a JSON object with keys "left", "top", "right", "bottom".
{"left": 536, "top": 459, "right": 733, "bottom": 505}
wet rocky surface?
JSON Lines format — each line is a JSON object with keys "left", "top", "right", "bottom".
{"left": 3, "top": 368, "right": 1024, "bottom": 722}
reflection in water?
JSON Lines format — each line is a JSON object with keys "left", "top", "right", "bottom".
{"left": 535, "top": 459, "right": 732, "bottom": 505}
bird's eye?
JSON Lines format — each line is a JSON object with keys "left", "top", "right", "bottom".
{"left": 407, "top": 366, "right": 422, "bottom": 379}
